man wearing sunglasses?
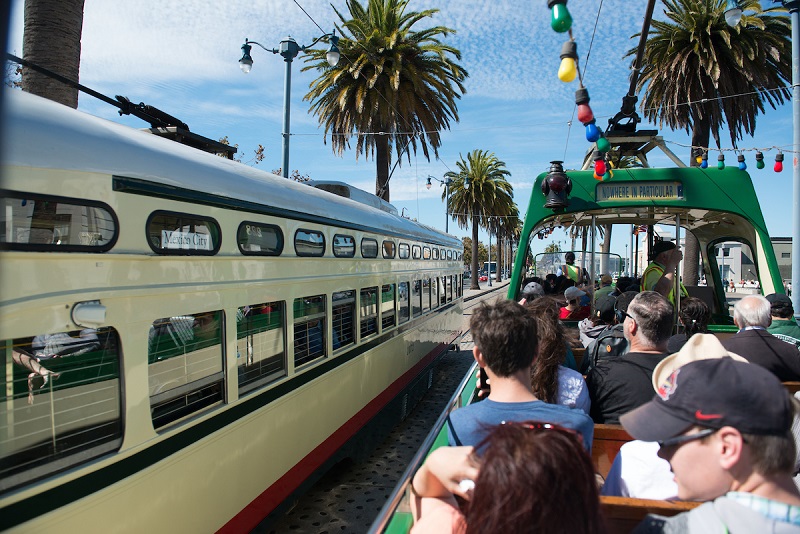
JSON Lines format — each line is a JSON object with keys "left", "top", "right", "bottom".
{"left": 586, "top": 291, "right": 673, "bottom": 424}
{"left": 622, "top": 358, "right": 800, "bottom": 533}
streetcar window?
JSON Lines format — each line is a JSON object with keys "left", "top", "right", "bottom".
{"left": 1, "top": 328, "right": 122, "bottom": 493}
{"left": 381, "top": 284, "right": 396, "bottom": 329}
{"left": 447, "top": 250, "right": 453, "bottom": 260}
{"left": 0, "top": 193, "right": 118, "bottom": 252}
{"left": 148, "top": 312, "right": 224, "bottom": 429}
{"left": 430, "top": 277, "right": 439, "bottom": 309}
{"left": 332, "top": 291, "right": 355, "bottom": 350}
{"left": 423, "top": 246, "right": 431, "bottom": 260}
{"left": 147, "top": 211, "right": 220, "bottom": 255}
{"left": 399, "top": 243, "right": 410, "bottom": 259}
{"left": 412, "top": 280, "right": 422, "bottom": 317}
{"left": 432, "top": 248, "right": 439, "bottom": 260}
{"left": 333, "top": 234, "right": 356, "bottom": 257}
{"left": 361, "top": 238, "right": 379, "bottom": 258}
{"left": 441, "top": 276, "right": 449, "bottom": 304}
{"left": 236, "top": 301, "right": 286, "bottom": 395}
{"left": 360, "top": 287, "right": 379, "bottom": 339}
{"left": 440, "top": 248, "right": 446, "bottom": 259}
{"left": 382, "top": 240, "right": 396, "bottom": 259}
{"left": 237, "top": 222, "right": 283, "bottom": 256}
{"left": 295, "top": 229, "right": 325, "bottom": 257}
{"left": 412, "top": 245, "right": 421, "bottom": 259}
{"left": 398, "top": 282, "right": 410, "bottom": 324}
{"left": 422, "top": 278, "right": 431, "bottom": 312}
{"left": 293, "top": 295, "right": 327, "bottom": 366}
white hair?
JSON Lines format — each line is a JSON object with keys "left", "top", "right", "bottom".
{"left": 733, "top": 295, "right": 772, "bottom": 328}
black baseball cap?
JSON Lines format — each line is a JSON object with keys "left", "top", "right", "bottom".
{"left": 595, "top": 295, "right": 616, "bottom": 323}
{"left": 620, "top": 358, "right": 792, "bottom": 442}
{"left": 651, "top": 240, "right": 676, "bottom": 259}
{"left": 766, "top": 293, "right": 794, "bottom": 313}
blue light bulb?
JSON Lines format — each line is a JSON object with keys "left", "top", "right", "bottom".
{"left": 700, "top": 157, "right": 708, "bottom": 169}
{"left": 585, "top": 121, "right": 600, "bottom": 142}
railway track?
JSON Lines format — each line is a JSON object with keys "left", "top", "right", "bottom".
{"left": 256, "top": 287, "right": 506, "bottom": 533}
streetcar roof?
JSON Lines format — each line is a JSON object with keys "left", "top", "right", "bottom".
{"left": 1, "top": 89, "right": 459, "bottom": 248}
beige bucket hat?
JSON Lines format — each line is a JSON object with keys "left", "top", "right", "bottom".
{"left": 651, "top": 333, "right": 747, "bottom": 392}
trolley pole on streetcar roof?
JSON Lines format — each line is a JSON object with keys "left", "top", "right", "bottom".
{"left": 426, "top": 175, "right": 453, "bottom": 233}
{"left": 725, "top": 0, "right": 800, "bottom": 317}
{"left": 239, "top": 31, "right": 340, "bottom": 178}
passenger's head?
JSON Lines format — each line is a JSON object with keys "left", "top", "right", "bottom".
{"left": 521, "top": 281, "right": 545, "bottom": 301}
{"left": 678, "top": 297, "right": 711, "bottom": 338}
{"left": 564, "top": 251, "right": 576, "bottom": 264}
{"left": 564, "top": 286, "right": 585, "bottom": 306}
{"left": 766, "top": 293, "right": 795, "bottom": 319}
{"left": 624, "top": 291, "right": 674, "bottom": 348}
{"left": 733, "top": 294, "right": 771, "bottom": 328}
{"left": 524, "top": 297, "right": 567, "bottom": 403}
{"left": 614, "top": 276, "right": 632, "bottom": 294}
{"left": 651, "top": 240, "right": 676, "bottom": 262}
{"left": 622, "top": 358, "right": 795, "bottom": 501}
{"left": 600, "top": 274, "right": 613, "bottom": 287}
{"left": 613, "top": 291, "right": 638, "bottom": 325}
{"left": 470, "top": 300, "right": 537, "bottom": 377}
{"left": 466, "top": 421, "right": 604, "bottom": 534}
{"left": 595, "top": 295, "right": 616, "bottom": 324}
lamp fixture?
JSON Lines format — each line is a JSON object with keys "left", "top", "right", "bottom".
{"left": 558, "top": 40, "right": 578, "bottom": 83}
{"left": 775, "top": 151, "right": 785, "bottom": 173}
{"left": 724, "top": 0, "right": 743, "bottom": 27}
{"left": 547, "top": 0, "right": 573, "bottom": 33}
{"left": 717, "top": 153, "right": 726, "bottom": 170}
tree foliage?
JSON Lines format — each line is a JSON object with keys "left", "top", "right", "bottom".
{"left": 302, "top": 0, "right": 468, "bottom": 201}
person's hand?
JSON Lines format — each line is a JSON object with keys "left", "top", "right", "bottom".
{"left": 425, "top": 446, "right": 480, "bottom": 500}
{"left": 665, "top": 248, "right": 683, "bottom": 269}
{"left": 476, "top": 368, "right": 490, "bottom": 398}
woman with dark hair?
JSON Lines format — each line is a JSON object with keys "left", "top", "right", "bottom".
{"left": 666, "top": 296, "right": 710, "bottom": 352}
{"left": 525, "top": 297, "right": 589, "bottom": 412}
{"left": 410, "top": 421, "right": 606, "bottom": 534}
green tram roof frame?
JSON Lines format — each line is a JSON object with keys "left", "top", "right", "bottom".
{"left": 508, "top": 167, "right": 782, "bottom": 315}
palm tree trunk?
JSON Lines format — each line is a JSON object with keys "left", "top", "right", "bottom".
{"left": 375, "top": 135, "right": 390, "bottom": 202}
{"left": 495, "top": 229, "right": 502, "bottom": 283}
{"left": 681, "top": 124, "right": 710, "bottom": 286}
{"left": 22, "top": 0, "right": 85, "bottom": 108}
{"left": 471, "top": 211, "right": 480, "bottom": 290}
{"left": 600, "top": 224, "right": 613, "bottom": 276}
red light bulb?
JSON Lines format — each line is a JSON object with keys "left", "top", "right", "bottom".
{"left": 594, "top": 158, "right": 606, "bottom": 176}
{"left": 577, "top": 103, "right": 594, "bottom": 124}
{"left": 775, "top": 152, "right": 785, "bottom": 173}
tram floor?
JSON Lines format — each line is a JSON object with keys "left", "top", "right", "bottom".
{"left": 256, "top": 347, "right": 475, "bottom": 534}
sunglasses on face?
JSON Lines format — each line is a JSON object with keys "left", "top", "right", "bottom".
{"left": 614, "top": 308, "right": 634, "bottom": 324}
{"left": 658, "top": 428, "right": 716, "bottom": 450}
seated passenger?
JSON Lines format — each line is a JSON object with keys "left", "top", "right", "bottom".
{"left": 594, "top": 274, "right": 615, "bottom": 301}
{"left": 580, "top": 291, "right": 636, "bottom": 374}
{"left": 518, "top": 280, "right": 545, "bottom": 305}
{"left": 601, "top": 334, "right": 746, "bottom": 500}
{"left": 621, "top": 358, "right": 800, "bottom": 533}
{"left": 579, "top": 294, "right": 616, "bottom": 348}
{"left": 447, "top": 300, "right": 593, "bottom": 451}
{"left": 722, "top": 295, "right": 800, "bottom": 381}
{"left": 767, "top": 293, "right": 800, "bottom": 345}
{"left": 666, "top": 297, "right": 710, "bottom": 353}
{"left": 560, "top": 286, "right": 590, "bottom": 320}
{"left": 525, "top": 298, "right": 590, "bottom": 413}
{"left": 411, "top": 421, "right": 605, "bottom": 534}
{"left": 586, "top": 291, "right": 672, "bottom": 424}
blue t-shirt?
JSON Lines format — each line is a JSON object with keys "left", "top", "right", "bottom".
{"left": 447, "top": 398, "right": 594, "bottom": 452}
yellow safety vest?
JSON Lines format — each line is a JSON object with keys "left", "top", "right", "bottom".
{"left": 641, "top": 261, "right": 688, "bottom": 305}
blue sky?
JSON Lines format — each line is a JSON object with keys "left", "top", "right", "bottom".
{"left": 7, "top": 0, "right": 795, "bottom": 259}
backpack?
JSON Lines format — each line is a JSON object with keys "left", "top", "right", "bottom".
{"left": 580, "top": 325, "right": 629, "bottom": 374}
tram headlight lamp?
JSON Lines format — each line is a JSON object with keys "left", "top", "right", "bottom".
{"left": 541, "top": 160, "right": 572, "bottom": 210}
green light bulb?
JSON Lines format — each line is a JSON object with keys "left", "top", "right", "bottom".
{"left": 596, "top": 136, "right": 610, "bottom": 152}
{"left": 551, "top": 3, "right": 573, "bottom": 33}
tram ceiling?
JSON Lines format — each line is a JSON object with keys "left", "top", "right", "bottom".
{"left": 534, "top": 208, "right": 749, "bottom": 234}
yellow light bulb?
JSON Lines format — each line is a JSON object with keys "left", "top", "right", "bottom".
{"left": 558, "top": 57, "right": 577, "bottom": 82}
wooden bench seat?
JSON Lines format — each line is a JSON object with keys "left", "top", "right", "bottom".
{"left": 601, "top": 496, "right": 700, "bottom": 533}
{"left": 592, "top": 423, "right": 632, "bottom": 478}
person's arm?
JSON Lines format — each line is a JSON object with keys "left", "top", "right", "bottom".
{"left": 411, "top": 446, "right": 479, "bottom": 500}
{"left": 651, "top": 249, "right": 683, "bottom": 298}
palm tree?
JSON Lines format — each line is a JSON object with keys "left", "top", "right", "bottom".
{"left": 446, "top": 150, "right": 514, "bottom": 290}
{"left": 494, "top": 207, "right": 520, "bottom": 282}
{"left": 22, "top": 0, "right": 85, "bottom": 108}
{"left": 303, "top": 0, "right": 468, "bottom": 202}
{"left": 629, "top": 0, "right": 791, "bottom": 284}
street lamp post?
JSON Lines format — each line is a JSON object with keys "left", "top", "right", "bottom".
{"left": 725, "top": 0, "right": 800, "bottom": 313}
{"left": 239, "top": 31, "right": 340, "bottom": 178}
{"left": 426, "top": 175, "right": 454, "bottom": 233}
{"left": 488, "top": 217, "right": 493, "bottom": 287}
